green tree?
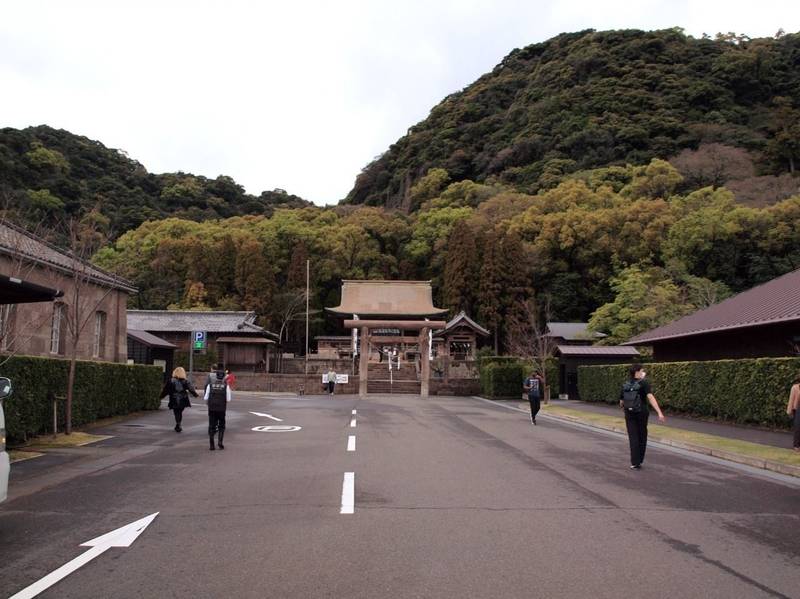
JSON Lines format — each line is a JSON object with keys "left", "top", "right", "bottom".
{"left": 588, "top": 265, "right": 695, "bottom": 344}
{"left": 442, "top": 220, "right": 480, "bottom": 315}
{"left": 235, "top": 239, "right": 273, "bottom": 315}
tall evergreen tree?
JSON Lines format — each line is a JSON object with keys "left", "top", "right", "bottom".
{"left": 286, "top": 240, "right": 309, "bottom": 289}
{"left": 443, "top": 221, "right": 480, "bottom": 316}
{"left": 235, "top": 240, "right": 273, "bottom": 316}
{"left": 478, "top": 231, "right": 503, "bottom": 353}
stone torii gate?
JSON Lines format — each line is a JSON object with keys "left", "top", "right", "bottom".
{"left": 343, "top": 319, "right": 446, "bottom": 397}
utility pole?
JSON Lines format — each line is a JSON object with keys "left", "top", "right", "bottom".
{"left": 304, "top": 259, "right": 310, "bottom": 375}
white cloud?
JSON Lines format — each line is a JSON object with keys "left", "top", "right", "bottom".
{"left": 0, "top": 1, "right": 798, "bottom": 204}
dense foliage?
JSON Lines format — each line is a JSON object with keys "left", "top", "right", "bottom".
{"left": 345, "top": 29, "right": 800, "bottom": 210}
{"left": 0, "top": 125, "right": 310, "bottom": 238}
{"left": 0, "top": 355, "right": 162, "bottom": 443}
{"left": 6, "top": 28, "right": 800, "bottom": 351}
{"left": 577, "top": 358, "right": 800, "bottom": 428}
{"left": 479, "top": 357, "right": 525, "bottom": 399}
{"left": 94, "top": 158, "right": 800, "bottom": 349}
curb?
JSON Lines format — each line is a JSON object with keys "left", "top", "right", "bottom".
{"left": 543, "top": 410, "right": 800, "bottom": 478}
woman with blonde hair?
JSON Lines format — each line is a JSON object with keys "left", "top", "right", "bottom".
{"left": 159, "top": 366, "right": 199, "bottom": 433}
{"left": 787, "top": 374, "right": 800, "bottom": 452}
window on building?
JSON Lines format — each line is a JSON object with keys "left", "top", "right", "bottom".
{"left": 0, "top": 304, "right": 15, "bottom": 351}
{"left": 50, "top": 303, "right": 64, "bottom": 355}
{"left": 93, "top": 311, "right": 107, "bottom": 358}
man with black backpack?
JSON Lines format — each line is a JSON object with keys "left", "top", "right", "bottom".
{"left": 204, "top": 367, "right": 232, "bottom": 451}
{"left": 620, "top": 364, "right": 665, "bottom": 469}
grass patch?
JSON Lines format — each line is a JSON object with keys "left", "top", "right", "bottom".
{"left": 541, "top": 404, "right": 800, "bottom": 468}
{"left": 23, "top": 432, "right": 112, "bottom": 449}
{"left": 9, "top": 450, "right": 44, "bottom": 463}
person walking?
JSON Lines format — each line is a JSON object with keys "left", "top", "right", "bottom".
{"left": 327, "top": 367, "right": 337, "bottom": 395}
{"left": 523, "top": 370, "right": 544, "bottom": 425}
{"left": 160, "top": 367, "right": 199, "bottom": 433}
{"left": 620, "top": 364, "right": 665, "bottom": 469}
{"left": 204, "top": 367, "right": 231, "bottom": 450}
{"left": 787, "top": 375, "right": 800, "bottom": 452}
{"left": 225, "top": 369, "right": 237, "bottom": 390}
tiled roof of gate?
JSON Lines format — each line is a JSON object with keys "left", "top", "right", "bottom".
{"left": 326, "top": 280, "right": 447, "bottom": 317}
{"left": 434, "top": 311, "right": 490, "bottom": 337}
{"left": 0, "top": 221, "right": 136, "bottom": 293}
{"left": 127, "top": 310, "right": 276, "bottom": 336}
{"left": 624, "top": 267, "right": 800, "bottom": 345}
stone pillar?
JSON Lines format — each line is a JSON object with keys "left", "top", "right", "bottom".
{"left": 420, "top": 327, "right": 430, "bottom": 398}
{"left": 359, "top": 326, "right": 369, "bottom": 397}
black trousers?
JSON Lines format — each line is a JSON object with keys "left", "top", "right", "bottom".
{"left": 172, "top": 407, "right": 184, "bottom": 424}
{"left": 624, "top": 409, "right": 650, "bottom": 466}
{"left": 793, "top": 410, "right": 800, "bottom": 448}
{"left": 208, "top": 410, "right": 226, "bottom": 435}
{"left": 328, "top": 382, "right": 335, "bottom": 394}
{"left": 528, "top": 395, "right": 541, "bottom": 421}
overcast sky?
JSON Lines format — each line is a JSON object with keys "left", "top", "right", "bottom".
{"left": 1, "top": 1, "right": 798, "bottom": 205}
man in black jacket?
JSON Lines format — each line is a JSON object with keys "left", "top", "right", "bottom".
{"left": 204, "top": 368, "right": 231, "bottom": 450}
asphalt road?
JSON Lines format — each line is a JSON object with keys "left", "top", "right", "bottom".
{"left": 0, "top": 393, "right": 798, "bottom": 599}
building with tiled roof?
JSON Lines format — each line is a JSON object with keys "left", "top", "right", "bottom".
{"left": 554, "top": 344, "right": 640, "bottom": 400}
{"left": 127, "top": 310, "right": 278, "bottom": 372}
{"left": 623, "top": 268, "right": 800, "bottom": 361}
{"left": 0, "top": 220, "right": 135, "bottom": 362}
{"left": 546, "top": 322, "right": 606, "bottom": 345}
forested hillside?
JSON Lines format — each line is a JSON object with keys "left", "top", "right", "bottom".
{"left": 0, "top": 125, "right": 310, "bottom": 237}
{"left": 96, "top": 159, "right": 800, "bottom": 348}
{"left": 345, "top": 29, "right": 800, "bottom": 210}
{"left": 6, "top": 28, "right": 800, "bottom": 350}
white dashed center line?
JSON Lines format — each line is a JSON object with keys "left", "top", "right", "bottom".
{"left": 340, "top": 472, "right": 355, "bottom": 514}
{"left": 350, "top": 418, "right": 356, "bottom": 428}
{"left": 347, "top": 435, "right": 356, "bottom": 452}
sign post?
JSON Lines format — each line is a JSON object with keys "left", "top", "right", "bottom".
{"left": 190, "top": 331, "right": 206, "bottom": 376}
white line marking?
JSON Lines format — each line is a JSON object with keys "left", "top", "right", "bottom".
{"left": 347, "top": 435, "right": 356, "bottom": 452}
{"left": 350, "top": 418, "right": 356, "bottom": 428}
{"left": 250, "top": 411, "right": 283, "bottom": 422}
{"left": 352, "top": 409, "right": 357, "bottom": 415}
{"left": 340, "top": 472, "right": 355, "bottom": 514}
{"left": 9, "top": 513, "right": 159, "bottom": 599}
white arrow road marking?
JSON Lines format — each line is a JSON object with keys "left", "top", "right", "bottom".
{"left": 9, "top": 513, "right": 159, "bottom": 599}
{"left": 347, "top": 435, "right": 356, "bottom": 452}
{"left": 249, "top": 411, "right": 283, "bottom": 422}
{"left": 340, "top": 472, "right": 355, "bottom": 514}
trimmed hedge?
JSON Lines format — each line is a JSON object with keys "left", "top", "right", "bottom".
{"left": 480, "top": 358, "right": 526, "bottom": 399}
{"left": 578, "top": 358, "right": 800, "bottom": 428}
{"left": 0, "top": 355, "right": 163, "bottom": 444}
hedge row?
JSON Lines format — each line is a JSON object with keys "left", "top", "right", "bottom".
{"left": 480, "top": 358, "right": 526, "bottom": 399}
{"left": 577, "top": 357, "right": 800, "bottom": 428}
{"left": 0, "top": 355, "right": 163, "bottom": 444}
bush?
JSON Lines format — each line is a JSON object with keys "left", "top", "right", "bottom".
{"left": 480, "top": 359, "right": 525, "bottom": 399}
{"left": 0, "top": 355, "right": 163, "bottom": 444}
{"left": 174, "top": 350, "right": 218, "bottom": 373}
{"left": 516, "top": 357, "right": 560, "bottom": 397}
{"left": 578, "top": 358, "right": 800, "bottom": 428}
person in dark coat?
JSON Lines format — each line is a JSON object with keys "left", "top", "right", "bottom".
{"left": 160, "top": 367, "right": 199, "bottom": 433}
{"left": 204, "top": 368, "right": 231, "bottom": 450}
{"left": 619, "top": 364, "right": 665, "bottom": 469}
